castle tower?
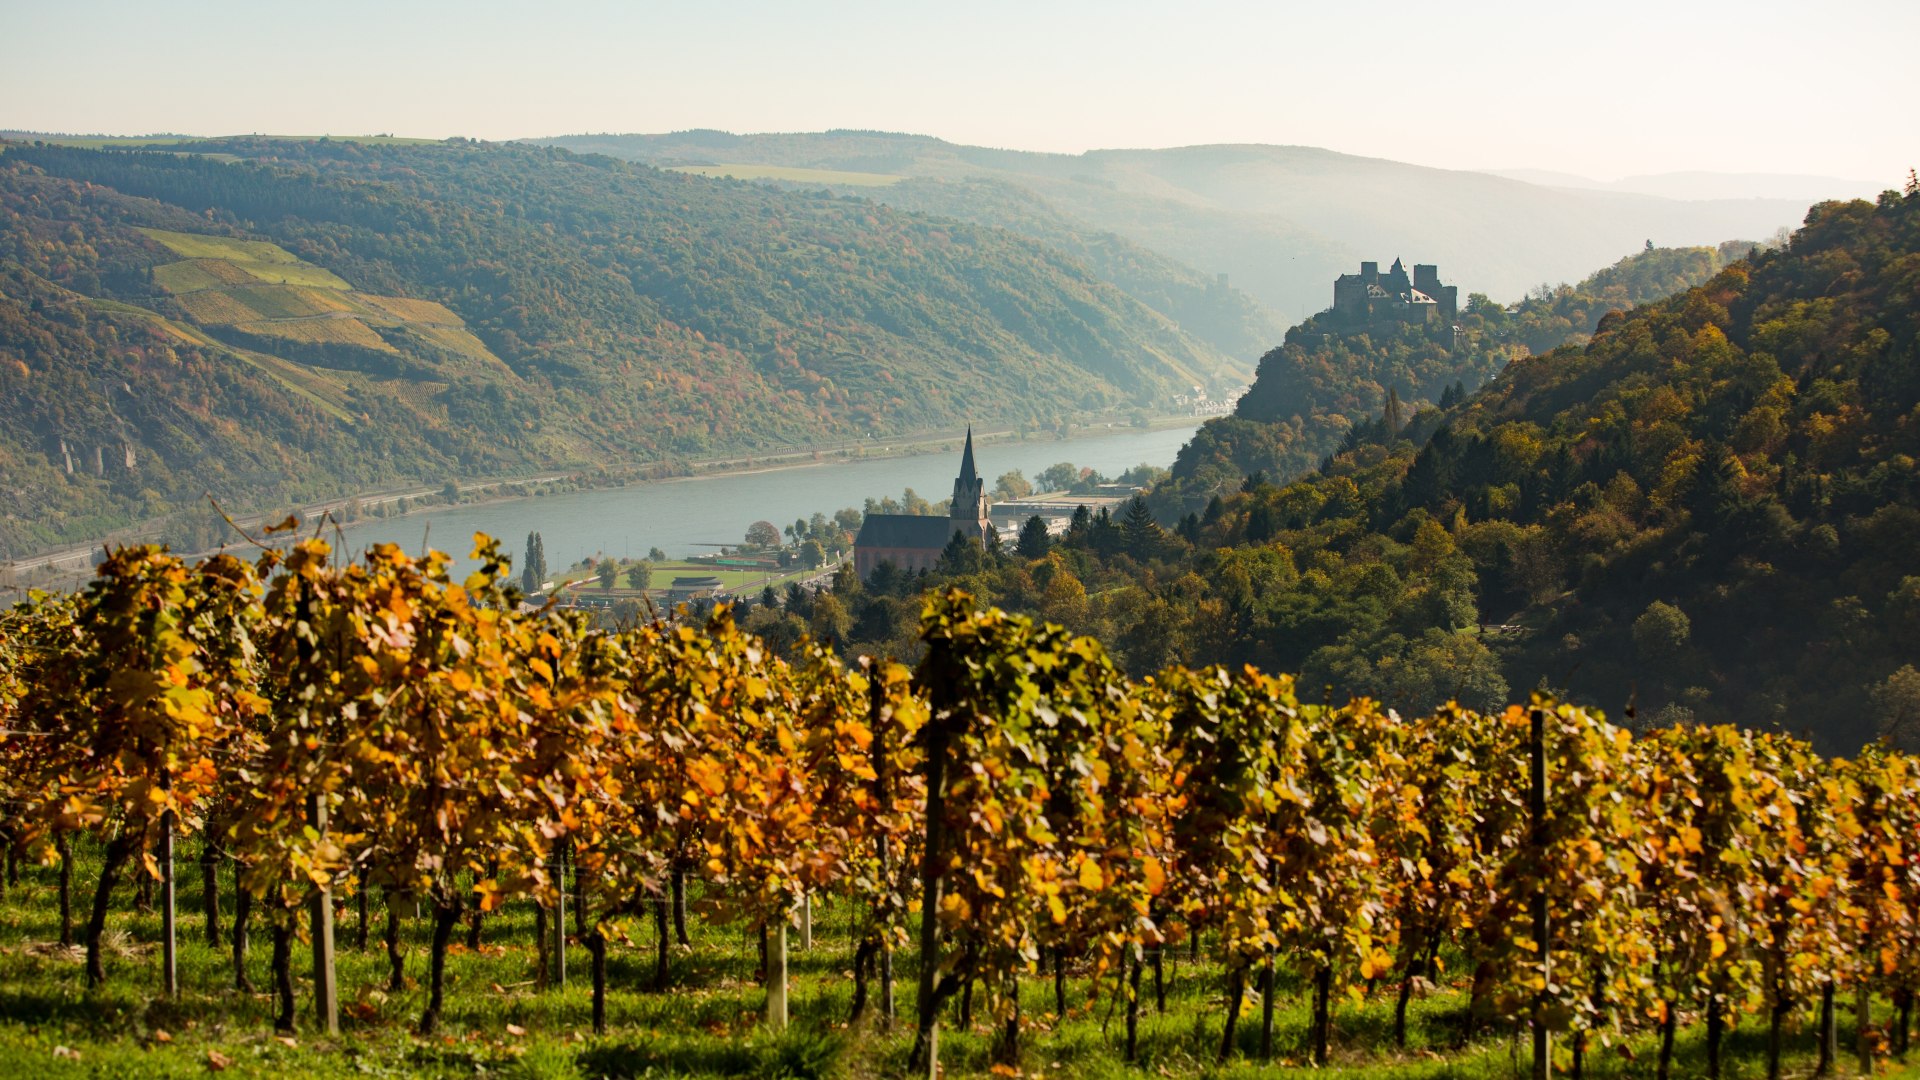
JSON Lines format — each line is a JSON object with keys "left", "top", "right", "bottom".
{"left": 951, "top": 427, "right": 989, "bottom": 525}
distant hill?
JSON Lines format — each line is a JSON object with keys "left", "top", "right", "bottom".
{"left": 0, "top": 138, "right": 1241, "bottom": 559}
{"left": 1485, "top": 168, "right": 1885, "bottom": 203}
{"left": 534, "top": 131, "right": 1825, "bottom": 320}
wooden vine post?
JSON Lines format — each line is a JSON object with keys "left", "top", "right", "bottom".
{"left": 767, "top": 915, "right": 790, "bottom": 1029}
{"left": 1530, "top": 706, "right": 1551, "bottom": 1080}
{"left": 552, "top": 840, "right": 567, "bottom": 990}
{"left": 909, "top": 712, "right": 952, "bottom": 1080}
{"left": 308, "top": 792, "right": 338, "bottom": 1035}
{"left": 160, "top": 770, "right": 177, "bottom": 996}
{"left": 878, "top": 835, "right": 895, "bottom": 1027}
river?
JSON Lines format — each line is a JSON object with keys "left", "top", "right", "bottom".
{"left": 332, "top": 423, "right": 1200, "bottom": 573}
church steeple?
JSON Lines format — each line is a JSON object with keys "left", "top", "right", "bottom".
{"left": 951, "top": 427, "right": 988, "bottom": 523}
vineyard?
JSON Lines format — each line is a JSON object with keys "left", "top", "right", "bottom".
{"left": 3, "top": 531, "right": 1919, "bottom": 1079}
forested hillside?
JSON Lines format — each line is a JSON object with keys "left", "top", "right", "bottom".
{"left": 850, "top": 175, "right": 1289, "bottom": 361}
{"left": 802, "top": 190, "right": 1919, "bottom": 752}
{"left": 1154, "top": 242, "right": 1752, "bottom": 511}
{"left": 0, "top": 138, "right": 1240, "bottom": 559}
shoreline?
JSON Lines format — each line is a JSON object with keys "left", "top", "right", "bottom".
{"left": 1, "top": 415, "right": 1209, "bottom": 592}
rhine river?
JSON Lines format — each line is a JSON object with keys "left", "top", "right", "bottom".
{"left": 333, "top": 423, "right": 1201, "bottom": 573}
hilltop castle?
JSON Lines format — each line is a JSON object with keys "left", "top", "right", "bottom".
{"left": 1331, "top": 258, "right": 1458, "bottom": 326}
{"left": 852, "top": 429, "right": 993, "bottom": 579}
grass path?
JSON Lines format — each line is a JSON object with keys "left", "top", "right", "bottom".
{"left": 3, "top": 844, "right": 1916, "bottom": 1078}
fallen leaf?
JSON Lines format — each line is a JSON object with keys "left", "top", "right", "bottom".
{"left": 506, "top": 1023, "right": 526, "bottom": 1037}
{"left": 153, "top": 1029, "right": 173, "bottom": 1043}
{"left": 206, "top": 1049, "right": 233, "bottom": 1071}
{"left": 52, "top": 1046, "right": 81, "bottom": 1060}
{"left": 276, "top": 1036, "right": 297, "bottom": 1049}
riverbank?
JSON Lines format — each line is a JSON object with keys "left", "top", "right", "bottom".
{"left": 1, "top": 416, "right": 1206, "bottom": 595}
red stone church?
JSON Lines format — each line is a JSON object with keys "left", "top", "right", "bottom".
{"left": 852, "top": 430, "right": 993, "bottom": 579}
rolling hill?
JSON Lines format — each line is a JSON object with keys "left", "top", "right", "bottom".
{"left": 0, "top": 137, "right": 1244, "bottom": 560}
{"left": 534, "top": 130, "right": 1821, "bottom": 323}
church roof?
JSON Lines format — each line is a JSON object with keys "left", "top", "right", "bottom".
{"left": 856, "top": 514, "right": 970, "bottom": 551}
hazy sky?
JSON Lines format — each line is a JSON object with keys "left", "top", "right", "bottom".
{"left": 4, "top": 0, "right": 1913, "bottom": 182}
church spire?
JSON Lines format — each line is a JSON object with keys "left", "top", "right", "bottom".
{"left": 951, "top": 427, "right": 987, "bottom": 523}
{"left": 958, "top": 426, "right": 978, "bottom": 487}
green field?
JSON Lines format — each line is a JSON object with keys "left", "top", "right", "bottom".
{"left": 134, "top": 229, "right": 508, "bottom": 374}
{"left": 0, "top": 844, "right": 1910, "bottom": 1079}
{"left": 138, "top": 229, "right": 354, "bottom": 290}
{"left": 668, "top": 163, "right": 904, "bottom": 187}
{"left": 558, "top": 559, "right": 820, "bottom": 596}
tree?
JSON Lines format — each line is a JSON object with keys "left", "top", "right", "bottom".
{"left": 1633, "top": 601, "right": 1691, "bottom": 662}
{"left": 596, "top": 558, "right": 618, "bottom": 590}
{"left": 1017, "top": 515, "right": 1051, "bottom": 559}
{"left": 648, "top": 546, "right": 667, "bottom": 562}
{"left": 1121, "top": 495, "right": 1161, "bottom": 562}
{"left": 936, "top": 530, "right": 983, "bottom": 575}
{"left": 994, "top": 470, "right": 1032, "bottom": 500}
{"left": 1066, "top": 504, "right": 1093, "bottom": 543}
{"left": 745, "top": 520, "right": 783, "bottom": 550}
{"left": 521, "top": 531, "right": 547, "bottom": 595}
{"left": 625, "top": 563, "right": 651, "bottom": 591}
{"left": 1038, "top": 463, "right": 1080, "bottom": 493}
{"left": 800, "top": 539, "right": 827, "bottom": 569}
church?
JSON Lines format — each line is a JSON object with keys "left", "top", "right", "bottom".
{"left": 853, "top": 430, "right": 993, "bottom": 579}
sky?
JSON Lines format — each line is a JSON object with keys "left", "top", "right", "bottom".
{"left": 4, "top": 0, "right": 1913, "bottom": 183}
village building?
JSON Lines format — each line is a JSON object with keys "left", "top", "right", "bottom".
{"left": 665, "top": 575, "right": 727, "bottom": 603}
{"left": 1331, "top": 258, "right": 1459, "bottom": 325}
{"left": 853, "top": 429, "right": 994, "bottom": 579}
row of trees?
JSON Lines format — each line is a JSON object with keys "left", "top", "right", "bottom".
{"left": 3, "top": 537, "right": 1920, "bottom": 1077}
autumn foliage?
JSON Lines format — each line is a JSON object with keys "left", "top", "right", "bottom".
{"left": 3, "top": 539, "right": 1920, "bottom": 1076}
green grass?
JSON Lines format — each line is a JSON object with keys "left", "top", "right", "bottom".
{"left": 4, "top": 845, "right": 1916, "bottom": 1079}
{"left": 668, "top": 163, "right": 904, "bottom": 188}
{"left": 136, "top": 229, "right": 352, "bottom": 290}
{"left": 557, "top": 560, "right": 819, "bottom": 595}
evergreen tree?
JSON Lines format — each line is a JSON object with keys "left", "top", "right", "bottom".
{"left": 1016, "top": 514, "right": 1052, "bottom": 559}
{"left": 937, "top": 529, "right": 985, "bottom": 575}
{"left": 1091, "top": 507, "right": 1123, "bottom": 558}
{"left": 1121, "top": 495, "right": 1161, "bottom": 561}
{"left": 520, "top": 531, "right": 548, "bottom": 594}
{"left": 1066, "top": 504, "right": 1093, "bottom": 543}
